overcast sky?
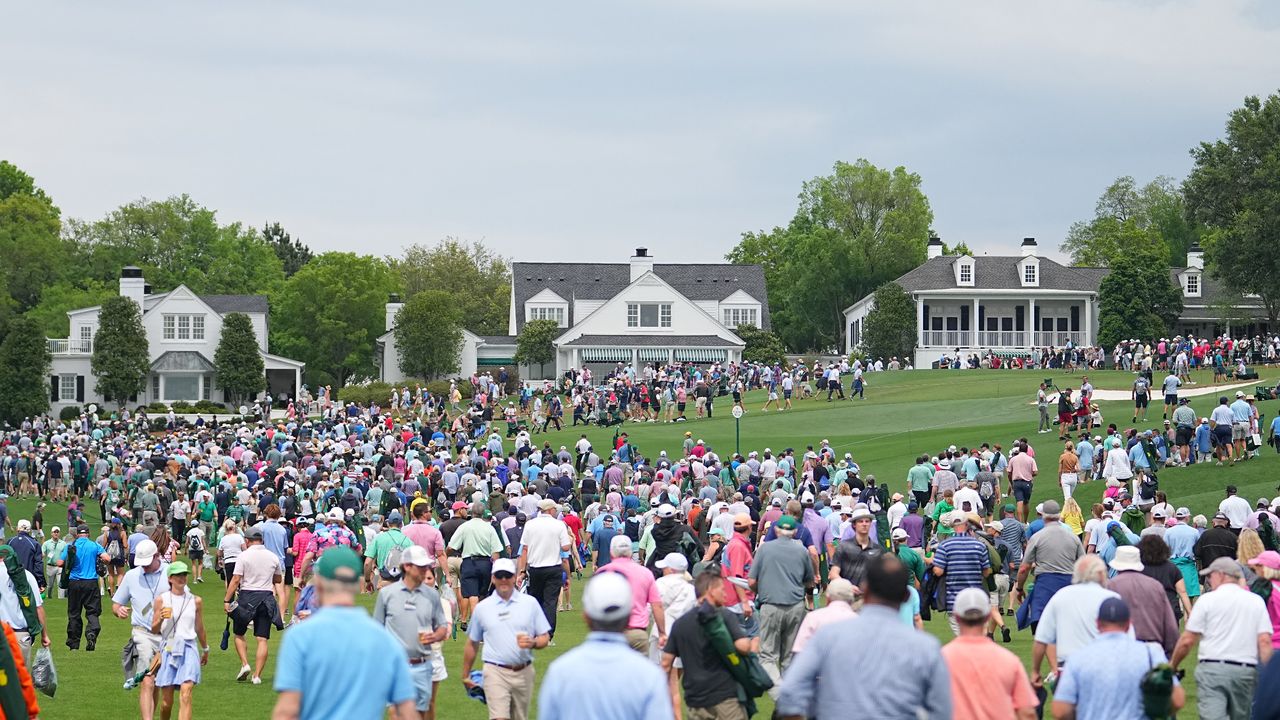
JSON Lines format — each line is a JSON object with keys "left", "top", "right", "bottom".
{"left": 5, "top": 1, "right": 1279, "bottom": 264}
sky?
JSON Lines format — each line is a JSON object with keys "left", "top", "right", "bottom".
{"left": 4, "top": 1, "right": 1279, "bottom": 265}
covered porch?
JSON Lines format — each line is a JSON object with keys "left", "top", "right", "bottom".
{"left": 264, "top": 353, "right": 305, "bottom": 404}
{"left": 916, "top": 294, "right": 1097, "bottom": 351}
{"left": 557, "top": 335, "right": 743, "bottom": 377}
{"left": 150, "top": 350, "right": 218, "bottom": 403}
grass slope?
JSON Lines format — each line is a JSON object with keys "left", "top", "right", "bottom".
{"left": 21, "top": 366, "right": 1280, "bottom": 719}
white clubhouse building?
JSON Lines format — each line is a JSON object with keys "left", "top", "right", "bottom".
{"left": 47, "top": 267, "right": 305, "bottom": 411}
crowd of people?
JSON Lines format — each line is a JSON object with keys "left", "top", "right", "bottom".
{"left": 1, "top": 351, "right": 1280, "bottom": 719}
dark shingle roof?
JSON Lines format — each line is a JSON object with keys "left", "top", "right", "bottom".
{"left": 201, "top": 295, "right": 269, "bottom": 314}
{"left": 476, "top": 335, "right": 518, "bottom": 346}
{"left": 891, "top": 256, "right": 1108, "bottom": 294}
{"left": 511, "top": 262, "right": 769, "bottom": 332}
{"left": 561, "top": 334, "right": 741, "bottom": 347}
{"left": 1168, "top": 268, "right": 1264, "bottom": 310}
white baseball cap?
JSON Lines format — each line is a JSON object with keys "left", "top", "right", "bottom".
{"left": 655, "top": 552, "right": 689, "bottom": 572}
{"left": 400, "top": 545, "right": 434, "bottom": 567}
{"left": 583, "top": 572, "right": 633, "bottom": 623}
{"left": 133, "top": 539, "right": 158, "bottom": 567}
{"left": 953, "top": 587, "right": 990, "bottom": 620}
{"left": 491, "top": 558, "right": 518, "bottom": 575}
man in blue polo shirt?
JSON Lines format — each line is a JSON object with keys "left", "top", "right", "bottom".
{"left": 462, "top": 558, "right": 550, "bottom": 720}
{"left": 931, "top": 514, "right": 991, "bottom": 637}
{"left": 273, "top": 546, "right": 415, "bottom": 720}
{"left": 57, "top": 523, "right": 110, "bottom": 651}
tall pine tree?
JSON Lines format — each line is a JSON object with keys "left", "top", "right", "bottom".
{"left": 214, "top": 312, "right": 266, "bottom": 405}
{"left": 0, "top": 318, "right": 52, "bottom": 422}
{"left": 91, "top": 295, "right": 149, "bottom": 407}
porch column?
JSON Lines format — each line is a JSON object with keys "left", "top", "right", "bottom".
{"left": 972, "top": 298, "right": 980, "bottom": 347}
{"left": 1083, "top": 297, "right": 1093, "bottom": 347}
{"left": 294, "top": 367, "right": 301, "bottom": 402}
{"left": 1028, "top": 298, "right": 1036, "bottom": 347}
{"left": 916, "top": 297, "right": 924, "bottom": 348}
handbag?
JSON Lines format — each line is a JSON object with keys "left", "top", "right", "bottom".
{"left": 1140, "top": 647, "right": 1175, "bottom": 719}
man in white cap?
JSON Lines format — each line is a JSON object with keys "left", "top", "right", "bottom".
{"left": 462, "top": 558, "right": 551, "bottom": 720}
{"left": 111, "top": 538, "right": 167, "bottom": 720}
{"left": 538, "top": 573, "right": 672, "bottom": 720}
{"left": 374, "top": 545, "right": 449, "bottom": 720}
{"left": 516, "top": 498, "right": 572, "bottom": 642}
{"left": 650, "top": 552, "right": 696, "bottom": 663}
{"left": 600, "top": 535, "right": 666, "bottom": 654}
{"left": 942, "top": 587, "right": 1037, "bottom": 720}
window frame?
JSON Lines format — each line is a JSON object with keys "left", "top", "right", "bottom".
{"left": 627, "top": 302, "right": 671, "bottom": 328}
{"left": 1186, "top": 275, "right": 1199, "bottom": 295}
{"left": 163, "top": 315, "right": 176, "bottom": 340}
{"left": 59, "top": 374, "right": 76, "bottom": 401}
{"left": 192, "top": 314, "right": 205, "bottom": 340}
{"left": 1023, "top": 264, "right": 1037, "bottom": 284}
{"left": 959, "top": 263, "right": 972, "bottom": 284}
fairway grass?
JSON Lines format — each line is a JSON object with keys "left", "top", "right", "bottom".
{"left": 21, "top": 366, "right": 1280, "bottom": 719}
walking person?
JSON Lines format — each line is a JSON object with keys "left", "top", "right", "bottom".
{"left": 111, "top": 538, "right": 167, "bottom": 720}
{"left": 374, "top": 546, "right": 449, "bottom": 720}
{"left": 272, "top": 546, "right": 418, "bottom": 720}
{"left": 942, "top": 588, "right": 1037, "bottom": 720}
{"left": 749, "top": 514, "right": 813, "bottom": 695}
{"left": 150, "top": 561, "right": 208, "bottom": 720}
{"left": 599, "top": 536, "right": 666, "bottom": 654}
{"left": 223, "top": 526, "right": 282, "bottom": 685}
{"left": 1031, "top": 555, "right": 1118, "bottom": 691}
{"left": 40, "top": 526, "right": 66, "bottom": 599}
{"left": 515, "top": 498, "right": 572, "bottom": 642}
{"left": 1037, "top": 383, "right": 1051, "bottom": 434}
{"left": 1014, "top": 500, "right": 1083, "bottom": 631}
{"left": 539, "top": 572, "right": 673, "bottom": 720}
{"left": 661, "top": 568, "right": 755, "bottom": 720}
{"left": 461, "top": 558, "right": 551, "bottom": 720}
{"left": 449, "top": 501, "right": 503, "bottom": 632}
{"left": 932, "top": 514, "right": 992, "bottom": 636}
{"left": 1170, "top": 557, "right": 1274, "bottom": 720}
{"left": 57, "top": 523, "right": 109, "bottom": 651}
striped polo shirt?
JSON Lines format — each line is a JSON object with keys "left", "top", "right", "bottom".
{"left": 932, "top": 534, "right": 991, "bottom": 610}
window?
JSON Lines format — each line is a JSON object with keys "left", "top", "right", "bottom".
{"left": 152, "top": 374, "right": 160, "bottom": 400}
{"left": 78, "top": 325, "right": 92, "bottom": 352}
{"left": 59, "top": 374, "right": 76, "bottom": 401}
{"left": 627, "top": 303, "right": 671, "bottom": 328}
{"left": 164, "top": 314, "right": 206, "bottom": 341}
{"left": 202, "top": 376, "right": 211, "bottom": 401}
{"left": 722, "top": 307, "right": 758, "bottom": 328}
{"left": 959, "top": 264, "right": 972, "bottom": 284}
{"left": 528, "top": 307, "right": 565, "bottom": 326}
{"left": 1186, "top": 275, "right": 1199, "bottom": 295}
{"left": 1023, "top": 265, "right": 1037, "bottom": 284}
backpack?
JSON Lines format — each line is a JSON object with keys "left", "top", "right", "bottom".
{"left": 188, "top": 533, "right": 203, "bottom": 553}
{"left": 106, "top": 533, "right": 123, "bottom": 561}
{"left": 1138, "top": 475, "right": 1158, "bottom": 501}
{"left": 379, "top": 530, "right": 413, "bottom": 579}
{"left": 977, "top": 474, "right": 995, "bottom": 502}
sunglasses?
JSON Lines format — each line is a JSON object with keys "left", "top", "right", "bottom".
{"left": 493, "top": 572, "right": 515, "bottom": 580}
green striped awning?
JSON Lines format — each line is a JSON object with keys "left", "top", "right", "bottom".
{"left": 673, "top": 348, "right": 727, "bottom": 363}
{"left": 580, "top": 348, "right": 633, "bottom": 363}
{"left": 637, "top": 348, "right": 669, "bottom": 363}
{"left": 476, "top": 357, "right": 515, "bottom": 366}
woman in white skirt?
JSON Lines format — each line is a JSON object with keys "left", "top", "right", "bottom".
{"left": 151, "top": 560, "right": 208, "bottom": 720}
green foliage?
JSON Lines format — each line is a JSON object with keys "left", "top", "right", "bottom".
{"left": 171, "top": 400, "right": 192, "bottom": 412}
{"left": 0, "top": 161, "right": 59, "bottom": 211}
{"left": 425, "top": 380, "right": 473, "bottom": 400}
{"left": 1060, "top": 176, "right": 1201, "bottom": 267}
{"left": 91, "top": 296, "right": 150, "bottom": 407}
{"left": 59, "top": 405, "right": 81, "bottom": 422}
{"left": 0, "top": 163, "right": 64, "bottom": 311}
{"left": 390, "top": 238, "right": 511, "bottom": 335}
{"left": 0, "top": 317, "right": 52, "bottom": 423}
{"left": 736, "top": 324, "right": 786, "bottom": 366}
{"left": 146, "top": 402, "right": 170, "bottom": 413}
{"left": 514, "top": 318, "right": 558, "bottom": 372}
{"left": 192, "top": 400, "right": 226, "bottom": 413}
{"left": 24, "top": 279, "right": 117, "bottom": 337}
{"left": 941, "top": 240, "right": 973, "bottom": 257}
{"left": 393, "top": 290, "right": 463, "bottom": 380}
{"left": 860, "top": 282, "right": 918, "bottom": 361}
{"left": 271, "top": 252, "right": 396, "bottom": 387}
{"left": 336, "top": 381, "right": 394, "bottom": 407}
{"left": 214, "top": 313, "right": 266, "bottom": 405}
{"left": 263, "top": 222, "right": 313, "bottom": 277}
{"left": 728, "top": 159, "right": 933, "bottom": 352}
{"left": 1097, "top": 245, "right": 1184, "bottom": 348}
{"left": 1185, "top": 92, "right": 1280, "bottom": 323}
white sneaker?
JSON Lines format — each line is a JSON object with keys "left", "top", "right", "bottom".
{"left": 237, "top": 665, "right": 251, "bottom": 681}
{"left": 251, "top": 677, "right": 263, "bottom": 685}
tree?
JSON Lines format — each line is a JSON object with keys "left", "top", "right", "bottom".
{"left": 941, "top": 240, "right": 973, "bottom": 257}
{"left": 23, "top": 279, "right": 117, "bottom": 337}
{"left": 393, "top": 290, "right": 463, "bottom": 380}
{"left": 0, "top": 162, "right": 64, "bottom": 312}
{"left": 735, "top": 324, "right": 786, "bottom": 366}
{"left": 1060, "top": 176, "right": 1202, "bottom": 267}
{"left": 1184, "top": 93, "right": 1280, "bottom": 324}
{"left": 390, "top": 238, "right": 511, "bottom": 335}
{"left": 514, "top": 318, "right": 559, "bottom": 377}
{"left": 214, "top": 313, "right": 266, "bottom": 405}
{"left": 264, "top": 222, "right": 313, "bottom": 277}
{"left": 91, "top": 296, "right": 150, "bottom": 407}
{"left": 860, "top": 283, "right": 918, "bottom": 361}
{"left": 0, "top": 318, "right": 52, "bottom": 423}
{"left": 271, "top": 253, "right": 396, "bottom": 387}
{"left": 1097, "top": 246, "right": 1183, "bottom": 349}
{"left": 729, "top": 160, "right": 933, "bottom": 351}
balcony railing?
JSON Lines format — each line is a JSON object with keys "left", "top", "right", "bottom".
{"left": 923, "top": 331, "right": 971, "bottom": 348}
{"left": 48, "top": 338, "right": 93, "bottom": 355}
{"left": 1032, "top": 331, "right": 1083, "bottom": 347}
{"left": 921, "top": 330, "right": 1085, "bottom": 348}
{"left": 976, "top": 331, "right": 1027, "bottom": 348}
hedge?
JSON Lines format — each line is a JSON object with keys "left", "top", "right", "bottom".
{"left": 59, "top": 405, "right": 81, "bottom": 421}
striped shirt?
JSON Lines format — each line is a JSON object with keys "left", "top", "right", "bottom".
{"left": 932, "top": 534, "right": 991, "bottom": 610}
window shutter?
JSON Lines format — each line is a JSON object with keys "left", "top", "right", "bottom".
{"left": 76, "top": 376, "right": 85, "bottom": 403}
{"left": 50, "top": 376, "right": 59, "bottom": 403}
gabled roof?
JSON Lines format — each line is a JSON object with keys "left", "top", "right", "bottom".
{"left": 511, "top": 262, "right": 769, "bottom": 332}
{"left": 892, "top": 255, "right": 1108, "bottom": 293}
{"left": 1168, "top": 267, "right": 1264, "bottom": 309}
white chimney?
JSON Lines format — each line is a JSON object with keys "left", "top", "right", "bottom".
{"left": 1186, "top": 243, "right": 1203, "bottom": 270}
{"left": 119, "top": 266, "right": 146, "bottom": 308}
{"left": 385, "top": 294, "right": 404, "bottom": 332}
{"left": 1020, "top": 237, "right": 1038, "bottom": 257}
{"left": 926, "top": 236, "right": 943, "bottom": 260}
{"left": 630, "top": 247, "right": 654, "bottom": 282}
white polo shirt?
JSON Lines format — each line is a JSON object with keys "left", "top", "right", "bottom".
{"left": 1186, "top": 582, "right": 1273, "bottom": 664}
{"left": 520, "top": 515, "right": 572, "bottom": 569}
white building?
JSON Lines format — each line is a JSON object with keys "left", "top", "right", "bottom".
{"left": 378, "top": 248, "right": 769, "bottom": 381}
{"left": 843, "top": 238, "right": 1108, "bottom": 368}
{"left": 47, "top": 267, "right": 305, "bottom": 410}
{"left": 1170, "top": 243, "right": 1271, "bottom": 338}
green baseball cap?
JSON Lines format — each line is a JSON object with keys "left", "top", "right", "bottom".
{"left": 315, "top": 546, "right": 362, "bottom": 582}
{"left": 1003, "top": 503, "right": 1016, "bottom": 514}
{"left": 774, "top": 514, "right": 798, "bottom": 531}
{"left": 166, "top": 560, "right": 190, "bottom": 576}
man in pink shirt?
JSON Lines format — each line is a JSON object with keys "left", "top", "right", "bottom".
{"left": 402, "top": 503, "right": 451, "bottom": 592}
{"left": 600, "top": 534, "right": 666, "bottom": 654}
{"left": 791, "top": 579, "right": 858, "bottom": 655}
{"left": 723, "top": 514, "right": 757, "bottom": 636}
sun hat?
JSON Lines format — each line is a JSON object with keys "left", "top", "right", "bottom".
{"left": 1110, "top": 546, "right": 1144, "bottom": 572}
{"left": 849, "top": 508, "right": 872, "bottom": 521}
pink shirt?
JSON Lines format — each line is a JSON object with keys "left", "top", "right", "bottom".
{"left": 403, "top": 521, "right": 446, "bottom": 559}
{"left": 601, "top": 556, "right": 660, "bottom": 630}
{"left": 791, "top": 601, "right": 857, "bottom": 654}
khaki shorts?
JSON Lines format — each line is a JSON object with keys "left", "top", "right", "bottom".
{"left": 1233, "top": 422, "right": 1249, "bottom": 441}
{"left": 623, "top": 628, "right": 649, "bottom": 653}
{"left": 689, "top": 697, "right": 749, "bottom": 720}
{"left": 448, "top": 556, "right": 462, "bottom": 580}
{"left": 133, "top": 627, "right": 163, "bottom": 674}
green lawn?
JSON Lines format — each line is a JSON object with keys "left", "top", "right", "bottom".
{"left": 20, "top": 365, "right": 1280, "bottom": 719}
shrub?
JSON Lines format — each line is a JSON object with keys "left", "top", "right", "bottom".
{"left": 193, "top": 400, "right": 226, "bottom": 414}
{"left": 59, "top": 405, "right": 81, "bottom": 421}
{"left": 146, "top": 402, "right": 169, "bottom": 413}
{"left": 337, "top": 381, "right": 393, "bottom": 407}
{"left": 171, "top": 400, "right": 192, "bottom": 412}
{"left": 151, "top": 417, "right": 169, "bottom": 432}
{"left": 425, "top": 380, "right": 473, "bottom": 400}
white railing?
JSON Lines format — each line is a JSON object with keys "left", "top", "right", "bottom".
{"left": 48, "top": 338, "right": 93, "bottom": 355}
{"left": 976, "top": 331, "right": 1027, "bottom": 348}
{"left": 923, "top": 331, "right": 971, "bottom": 347}
{"left": 1033, "top": 331, "right": 1083, "bottom": 347}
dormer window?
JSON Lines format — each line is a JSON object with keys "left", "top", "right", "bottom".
{"left": 1185, "top": 274, "right": 1200, "bottom": 297}
{"left": 959, "top": 264, "right": 972, "bottom": 284}
{"left": 1023, "top": 265, "right": 1037, "bottom": 284}
{"left": 1018, "top": 256, "right": 1040, "bottom": 287}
